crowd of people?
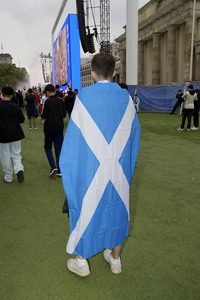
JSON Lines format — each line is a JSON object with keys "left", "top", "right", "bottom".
{"left": 0, "top": 79, "right": 199, "bottom": 187}
{"left": 170, "top": 85, "right": 200, "bottom": 131}
{"left": 0, "top": 84, "right": 78, "bottom": 183}
{"left": 0, "top": 53, "right": 141, "bottom": 278}
{"left": 0, "top": 78, "right": 141, "bottom": 185}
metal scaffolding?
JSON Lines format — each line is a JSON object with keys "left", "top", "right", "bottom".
{"left": 100, "top": 0, "right": 110, "bottom": 53}
{"left": 80, "top": 0, "right": 110, "bottom": 53}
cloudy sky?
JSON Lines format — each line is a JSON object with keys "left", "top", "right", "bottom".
{"left": 0, "top": 0, "right": 149, "bottom": 86}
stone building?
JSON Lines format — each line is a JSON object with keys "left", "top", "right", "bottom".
{"left": 81, "top": 56, "right": 93, "bottom": 88}
{"left": 0, "top": 53, "right": 13, "bottom": 64}
{"left": 116, "top": 0, "right": 200, "bottom": 85}
{"left": 110, "top": 42, "right": 120, "bottom": 59}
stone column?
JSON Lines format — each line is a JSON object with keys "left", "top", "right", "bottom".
{"left": 195, "top": 42, "right": 200, "bottom": 80}
{"left": 152, "top": 34, "right": 161, "bottom": 84}
{"left": 167, "top": 26, "right": 176, "bottom": 82}
{"left": 184, "top": 17, "right": 193, "bottom": 81}
{"left": 138, "top": 41, "right": 144, "bottom": 85}
{"left": 120, "top": 48, "right": 126, "bottom": 83}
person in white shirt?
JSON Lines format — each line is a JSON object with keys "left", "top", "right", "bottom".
{"left": 177, "top": 84, "right": 197, "bottom": 131}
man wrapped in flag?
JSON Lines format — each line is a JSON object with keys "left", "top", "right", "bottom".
{"left": 59, "top": 53, "right": 141, "bottom": 277}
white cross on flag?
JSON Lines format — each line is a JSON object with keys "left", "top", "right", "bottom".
{"left": 60, "top": 82, "right": 140, "bottom": 259}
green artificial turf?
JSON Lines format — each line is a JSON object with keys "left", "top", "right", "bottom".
{"left": 0, "top": 111, "right": 200, "bottom": 300}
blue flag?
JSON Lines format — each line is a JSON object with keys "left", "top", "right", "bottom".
{"left": 60, "top": 82, "right": 141, "bottom": 259}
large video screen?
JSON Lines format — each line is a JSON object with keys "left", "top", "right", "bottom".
{"left": 53, "top": 14, "right": 81, "bottom": 91}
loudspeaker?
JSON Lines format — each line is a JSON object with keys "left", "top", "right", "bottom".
{"left": 76, "top": 0, "right": 90, "bottom": 53}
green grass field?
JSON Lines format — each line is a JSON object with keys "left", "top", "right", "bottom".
{"left": 0, "top": 111, "right": 200, "bottom": 300}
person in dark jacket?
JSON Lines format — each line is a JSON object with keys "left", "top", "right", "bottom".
{"left": 41, "top": 84, "right": 66, "bottom": 177}
{"left": 25, "top": 88, "right": 38, "bottom": 130}
{"left": 55, "top": 84, "right": 64, "bottom": 99}
{"left": 192, "top": 89, "right": 200, "bottom": 130}
{"left": 16, "top": 90, "right": 24, "bottom": 107}
{"left": 0, "top": 86, "right": 25, "bottom": 183}
{"left": 170, "top": 90, "right": 184, "bottom": 114}
{"left": 11, "top": 92, "right": 18, "bottom": 104}
{"left": 65, "top": 90, "right": 75, "bottom": 117}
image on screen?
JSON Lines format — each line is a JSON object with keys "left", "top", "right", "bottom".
{"left": 54, "top": 26, "right": 68, "bottom": 86}
{"left": 53, "top": 14, "right": 81, "bottom": 91}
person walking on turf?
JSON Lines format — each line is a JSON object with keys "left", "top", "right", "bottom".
{"left": 0, "top": 86, "right": 25, "bottom": 183}
{"left": 59, "top": 53, "right": 141, "bottom": 277}
{"left": 170, "top": 90, "right": 183, "bottom": 114}
{"left": 24, "top": 88, "right": 38, "bottom": 130}
{"left": 191, "top": 89, "right": 200, "bottom": 130}
{"left": 41, "top": 84, "right": 66, "bottom": 177}
{"left": 177, "top": 84, "right": 197, "bottom": 131}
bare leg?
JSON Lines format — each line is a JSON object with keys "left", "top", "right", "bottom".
{"left": 33, "top": 117, "right": 37, "bottom": 128}
{"left": 112, "top": 244, "right": 122, "bottom": 260}
{"left": 29, "top": 118, "right": 32, "bottom": 128}
{"left": 77, "top": 255, "right": 84, "bottom": 259}
{"left": 77, "top": 244, "right": 122, "bottom": 260}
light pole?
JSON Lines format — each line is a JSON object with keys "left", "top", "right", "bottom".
{"left": 126, "top": 0, "right": 138, "bottom": 85}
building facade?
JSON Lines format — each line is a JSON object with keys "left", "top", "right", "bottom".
{"left": 116, "top": 0, "right": 200, "bottom": 85}
{"left": 0, "top": 53, "right": 13, "bottom": 64}
{"left": 81, "top": 57, "right": 93, "bottom": 88}
{"left": 110, "top": 42, "right": 120, "bottom": 60}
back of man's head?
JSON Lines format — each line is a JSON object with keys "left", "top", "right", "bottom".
{"left": 188, "top": 84, "right": 193, "bottom": 90}
{"left": 44, "top": 84, "right": 55, "bottom": 94}
{"left": 2, "top": 86, "right": 14, "bottom": 96}
{"left": 28, "top": 88, "right": 33, "bottom": 94}
{"left": 91, "top": 53, "right": 115, "bottom": 80}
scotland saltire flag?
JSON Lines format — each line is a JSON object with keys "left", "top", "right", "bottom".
{"left": 60, "top": 82, "right": 141, "bottom": 259}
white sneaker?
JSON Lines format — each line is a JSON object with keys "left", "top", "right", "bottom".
{"left": 103, "top": 249, "right": 122, "bottom": 274}
{"left": 177, "top": 127, "right": 184, "bottom": 131}
{"left": 49, "top": 168, "right": 58, "bottom": 177}
{"left": 67, "top": 257, "right": 90, "bottom": 277}
{"left": 191, "top": 127, "right": 198, "bottom": 130}
{"left": 187, "top": 128, "right": 191, "bottom": 132}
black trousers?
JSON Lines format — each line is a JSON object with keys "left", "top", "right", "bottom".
{"left": 181, "top": 109, "right": 193, "bottom": 129}
{"left": 44, "top": 132, "right": 63, "bottom": 173}
{"left": 193, "top": 102, "right": 199, "bottom": 128}
{"left": 171, "top": 100, "right": 182, "bottom": 114}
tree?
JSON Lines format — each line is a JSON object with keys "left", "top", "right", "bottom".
{"left": 0, "top": 64, "right": 29, "bottom": 89}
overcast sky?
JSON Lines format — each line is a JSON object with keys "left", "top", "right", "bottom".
{"left": 0, "top": 0, "right": 149, "bottom": 87}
